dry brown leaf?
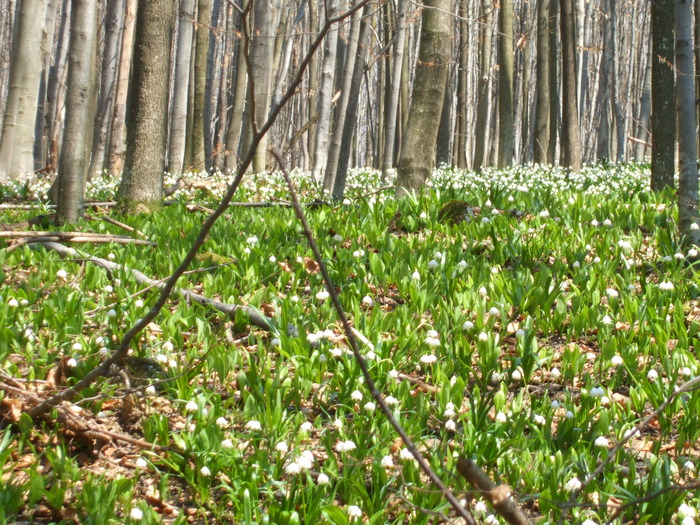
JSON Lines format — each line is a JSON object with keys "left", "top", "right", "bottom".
{"left": 1, "top": 397, "right": 23, "bottom": 422}
{"left": 278, "top": 261, "right": 293, "bottom": 273}
{"left": 304, "top": 257, "right": 320, "bottom": 274}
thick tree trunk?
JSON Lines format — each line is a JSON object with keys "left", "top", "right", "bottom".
{"left": 497, "top": 0, "right": 514, "bottom": 167}
{"left": 0, "top": 0, "right": 47, "bottom": 181}
{"left": 548, "top": 0, "right": 558, "bottom": 164}
{"left": 191, "top": 0, "right": 212, "bottom": 171}
{"left": 472, "top": 0, "right": 494, "bottom": 172}
{"left": 651, "top": 0, "right": 675, "bottom": 191}
{"left": 559, "top": 0, "right": 581, "bottom": 171}
{"left": 534, "top": 0, "right": 550, "bottom": 164}
{"left": 454, "top": 0, "right": 468, "bottom": 167}
{"left": 395, "top": 0, "right": 451, "bottom": 197}
{"left": 56, "top": 0, "right": 98, "bottom": 224}
{"left": 168, "top": 0, "right": 196, "bottom": 176}
{"left": 116, "top": 0, "right": 174, "bottom": 209}
{"left": 675, "top": 0, "right": 700, "bottom": 245}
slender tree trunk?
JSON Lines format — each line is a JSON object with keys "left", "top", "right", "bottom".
{"left": 472, "top": 0, "right": 494, "bottom": 172}
{"left": 88, "top": 0, "right": 124, "bottom": 179}
{"left": 224, "top": 7, "right": 248, "bottom": 171}
{"left": 651, "top": 0, "right": 675, "bottom": 191}
{"left": 168, "top": 0, "right": 196, "bottom": 176}
{"left": 107, "top": 0, "right": 136, "bottom": 176}
{"left": 56, "top": 0, "right": 97, "bottom": 224}
{"left": 675, "top": 0, "right": 700, "bottom": 245}
{"left": 395, "top": 0, "right": 451, "bottom": 197}
{"left": 306, "top": 0, "right": 319, "bottom": 171}
{"left": 117, "top": 0, "right": 174, "bottom": 209}
{"left": 548, "top": 0, "right": 558, "bottom": 164}
{"left": 0, "top": 0, "right": 47, "bottom": 181}
{"left": 34, "top": 0, "right": 58, "bottom": 171}
{"left": 497, "top": 0, "right": 514, "bottom": 167}
{"left": 534, "top": 0, "right": 550, "bottom": 164}
{"left": 559, "top": 0, "right": 581, "bottom": 171}
{"left": 454, "top": 0, "right": 468, "bottom": 167}
{"left": 192, "top": 0, "right": 212, "bottom": 171}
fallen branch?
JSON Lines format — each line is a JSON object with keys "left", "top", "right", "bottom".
{"left": 0, "top": 214, "right": 55, "bottom": 231}
{"left": 456, "top": 457, "right": 532, "bottom": 525}
{"left": 0, "top": 202, "right": 117, "bottom": 210}
{"left": 84, "top": 213, "right": 148, "bottom": 238}
{"left": 33, "top": 241, "right": 273, "bottom": 331}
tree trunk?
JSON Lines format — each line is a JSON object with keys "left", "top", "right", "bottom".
{"left": 191, "top": 0, "right": 212, "bottom": 171}
{"left": 472, "top": 0, "right": 494, "bottom": 172}
{"left": 224, "top": 6, "right": 248, "bottom": 171}
{"left": 0, "top": 0, "right": 47, "bottom": 181}
{"left": 559, "top": 0, "right": 581, "bottom": 171}
{"left": 107, "top": 0, "right": 136, "bottom": 176}
{"left": 548, "top": 0, "right": 558, "bottom": 164}
{"left": 497, "top": 0, "right": 514, "bottom": 167}
{"left": 395, "top": 0, "right": 451, "bottom": 197}
{"left": 534, "top": 0, "right": 550, "bottom": 164}
{"left": 675, "top": 0, "right": 700, "bottom": 245}
{"left": 454, "top": 0, "right": 468, "bottom": 167}
{"left": 116, "top": 0, "right": 174, "bottom": 209}
{"left": 56, "top": 0, "right": 98, "bottom": 224}
{"left": 651, "top": 0, "right": 675, "bottom": 191}
{"left": 168, "top": 0, "right": 196, "bottom": 176}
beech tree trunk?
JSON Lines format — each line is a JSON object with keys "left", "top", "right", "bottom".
{"left": 191, "top": 0, "right": 212, "bottom": 171}
{"left": 116, "top": 0, "right": 174, "bottom": 209}
{"left": 534, "top": 0, "right": 550, "bottom": 164}
{"left": 395, "top": 0, "right": 451, "bottom": 197}
{"left": 497, "top": 0, "right": 514, "bottom": 167}
{"left": 559, "top": 0, "right": 581, "bottom": 171}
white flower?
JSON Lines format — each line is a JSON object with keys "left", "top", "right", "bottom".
{"left": 478, "top": 332, "right": 489, "bottom": 342}
{"left": 551, "top": 400, "right": 560, "bottom": 409}
{"left": 335, "top": 440, "right": 357, "bottom": 453}
{"left": 134, "top": 299, "right": 144, "bottom": 308}
{"left": 681, "top": 516, "right": 695, "bottom": 525}
{"left": 478, "top": 286, "right": 488, "bottom": 297}
{"left": 424, "top": 337, "right": 440, "bottom": 348}
{"left": 129, "top": 507, "right": 144, "bottom": 520}
{"left": 591, "top": 219, "right": 599, "bottom": 227}
{"left": 221, "top": 439, "right": 233, "bottom": 449}
{"left": 443, "top": 407, "right": 456, "bottom": 418}
{"left": 495, "top": 412, "right": 507, "bottom": 423}
{"left": 676, "top": 252, "right": 686, "bottom": 260}
{"left": 564, "top": 477, "right": 582, "bottom": 492}
{"left": 245, "top": 420, "right": 262, "bottom": 431}
{"left": 445, "top": 419, "right": 456, "bottom": 431}
{"left": 566, "top": 410, "right": 574, "bottom": 419}
{"left": 647, "top": 369, "right": 659, "bottom": 382}
{"left": 581, "top": 520, "right": 598, "bottom": 525}
{"left": 107, "top": 253, "right": 116, "bottom": 261}
{"left": 611, "top": 355, "right": 624, "bottom": 366}
{"left": 352, "top": 249, "right": 365, "bottom": 258}
{"left": 285, "top": 462, "right": 301, "bottom": 475}
{"left": 364, "top": 401, "right": 375, "bottom": 411}
{"left": 389, "top": 370, "right": 400, "bottom": 379}
{"left": 533, "top": 414, "right": 546, "bottom": 426}
{"left": 602, "top": 315, "right": 613, "bottom": 325}
{"left": 332, "top": 234, "right": 343, "bottom": 242}
{"left": 572, "top": 261, "right": 580, "bottom": 268}
{"left": 419, "top": 211, "right": 427, "bottom": 219}
{"left": 551, "top": 367, "right": 561, "bottom": 378}
{"left": 298, "top": 450, "right": 315, "bottom": 469}
{"left": 316, "top": 290, "right": 330, "bottom": 302}
{"left": 104, "top": 285, "right": 114, "bottom": 293}
{"left": 457, "top": 260, "right": 467, "bottom": 270}
{"left": 412, "top": 270, "right": 421, "bottom": 281}
{"left": 246, "top": 236, "right": 258, "bottom": 245}
{"left": 659, "top": 281, "right": 675, "bottom": 291}
{"left": 135, "top": 457, "right": 148, "bottom": 469}
{"left": 475, "top": 500, "right": 488, "bottom": 515}
{"left": 347, "top": 505, "right": 362, "bottom": 519}
{"left": 351, "top": 390, "right": 363, "bottom": 402}
{"left": 428, "top": 259, "right": 439, "bottom": 271}
{"left": 689, "top": 248, "right": 699, "bottom": 258}
{"left": 381, "top": 455, "right": 394, "bottom": 468}
{"left": 594, "top": 436, "right": 609, "bottom": 448}
{"left": 691, "top": 223, "right": 700, "bottom": 231}
{"left": 488, "top": 307, "right": 500, "bottom": 316}
{"left": 684, "top": 461, "right": 696, "bottom": 472}
{"left": 463, "top": 320, "right": 474, "bottom": 331}
{"left": 185, "top": 400, "right": 198, "bottom": 412}
{"left": 485, "top": 200, "right": 492, "bottom": 207}
{"left": 200, "top": 465, "right": 211, "bottom": 476}
{"left": 511, "top": 369, "right": 522, "bottom": 381}
{"left": 162, "top": 341, "right": 174, "bottom": 352}
{"left": 362, "top": 295, "right": 373, "bottom": 307}
{"left": 145, "top": 385, "right": 156, "bottom": 396}
{"left": 590, "top": 387, "right": 605, "bottom": 398}
{"left": 216, "top": 417, "right": 228, "bottom": 428}
{"left": 678, "top": 503, "right": 697, "bottom": 518}
{"left": 481, "top": 217, "right": 490, "bottom": 224}
{"left": 343, "top": 198, "right": 351, "bottom": 206}
{"left": 316, "top": 472, "right": 330, "bottom": 485}
{"left": 516, "top": 329, "right": 525, "bottom": 338}
{"left": 399, "top": 448, "right": 416, "bottom": 461}
{"left": 385, "top": 396, "right": 399, "bottom": 406}
{"left": 539, "top": 210, "right": 550, "bottom": 218}
{"left": 593, "top": 256, "right": 601, "bottom": 263}
{"left": 606, "top": 288, "right": 618, "bottom": 298}
{"left": 66, "top": 358, "right": 78, "bottom": 368}
{"left": 56, "top": 269, "right": 68, "bottom": 279}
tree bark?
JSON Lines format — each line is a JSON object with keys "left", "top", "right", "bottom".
{"left": 0, "top": 0, "right": 47, "bottom": 181}
{"left": 651, "top": 0, "right": 675, "bottom": 191}
{"left": 116, "top": 0, "right": 174, "bottom": 209}
{"left": 497, "top": 0, "right": 514, "bottom": 167}
{"left": 675, "top": 0, "right": 700, "bottom": 245}
{"left": 534, "top": 0, "right": 550, "bottom": 164}
{"left": 395, "top": 0, "right": 451, "bottom": 197}
{"left": 191, "top": 0, "right": 212, "bottom": 171}
{"left": 56, "top": 0, "right": 98, "bottom": 224}
{"left": 558, "top": 0, "right": 581, "bottom": 171}
{"left": 472, "top": 0, "right": 494, "bottom": 172}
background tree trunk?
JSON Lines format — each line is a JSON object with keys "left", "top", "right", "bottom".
{"left": 191, "top": 0, "right": 212, "bottom": 171}
{"left": 559, "top": 0, "right": 581, "bottom": 171}
{"left": 472, "top": 0, "right": 494, "bottom": 172}
{"left": 534, "top": 0, "right": 550, "bottom": 164}
{"left": 395, "top": 0, "right": 452, "bottom": 197}
{"left": 56, "top": 0, "right": 97, "bottom": 224}
{"left": 117, "top": 0, "right": 174, "bottom": 209}
{"left": 497, "top": 0, "right": 514, "bottom": 167}
{"left": 0, "top": 0, "right": 47, "bottom": 181}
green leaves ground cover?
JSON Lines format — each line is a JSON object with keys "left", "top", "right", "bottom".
{"left": 0, "top": 164, "right": 698, "bottom": 523}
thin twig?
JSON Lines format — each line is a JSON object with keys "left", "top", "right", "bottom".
{"left": 270, "top": 147, "right": 476, "bottom": 525}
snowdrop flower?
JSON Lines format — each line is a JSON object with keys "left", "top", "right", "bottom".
{"left": 389, "top": 369, "right": 400, "bottom": 379}
{"left": 412, "top": 270, "right": 421, "bottom": 281}
{"left": 298, "top": 450, "right": 315, "bottom": 469}
{"left": 684, "top": 461, "right": 696, "bottom": 472}
{"left": 463, "top": 320, "right": 474, "bottom": 331}
{"left": 385, "top": 396, "right": 399, "bottom": 406}
{"left": 590, "top": 387, "right": 605, "bottom": 398}
{"left": 511, "top": 369, "right": 522, "bottom": 381}
{"left": 682, "top": 367, "right": 694, "bottom": 378}
{"left": 381, "top": 455, "right": 394, "bottom": 468}
{"left": 691, "top": 223, "right": 700, "bottom": 231}
{"left": 594, "top": 436, "right": 610, "bottom": 448}
{"left": 185, "top": 400, "right": 198, "bottom": 412}
{"left": 659, "top": 281, "right": 674, "bottom": 291}
{"left": 145, "top": 385, "right": 156, "bottom": 396}
{"left": 481, "top": 217, "right": 491, "bottom": 224}
{"left": 566, "top": 410, "right": 574, "bottom": 419}
{"left": 593, "top": 256, "right": 601, "bottom": 264}
{"left": 678, "top": 504, "right": 697, "bottom": 518}
{"left": 347, "top": 505, "right": 362, "bottom": 519}
{"left": 316, "top": 473, "right": 330, "bottom": 485}
{"left": 539, "top": 210, "right": 550, "bottom": 218}
{"left": 478, "top": 286, "right": 488, "bottom": 297}
{"left": 508, "top": 195, "right": 516, "bottom": 203}
{"left": 647, "top": 369, "right": 659, "bottom": 382}
{"left": 352, "top": 249, "right": 365, "bottom": 258}
{"left": 478, "top": 332, "right": 489, "bottom": 342}
{"left": 424, "top": 336, "right": 440, "bottom": 348}
{"left": 419, "top": 212, "right": 427, "bottom": 220}
{"left": 332, "top": 234, "right": 343, "bottom": 242}
{"left": 316, "top": 290, "right": 330, "bottom": 302}
{"left": 564, "top": 477, "right": 582, "bottom": 492}
{"left": 326, "top": 347, "right": 340, "bottom": 357}
{"left": 399, "top": 448, "right": 416, "bottom": 462}
{"left": 363, "top": 401, "right": 376, "bottom": 411}
{"left": 134, "top": 299, "right": 144, "bottom": 308}
{"left": 533, "top": 414, "right": 546, "bottom": 426}
{"left": 333, "top": 418, "right": 344, "bottom": 429}
{"left": 246, "top": 236, "right": 258, "bottom": 245}
{"left": 65, "top": 357, "right": 78, "bottom": 368}
{"left": 591, "top": 219, "right": 599, "bottom": 227}
{"left": 618, "top": 239, "right": 633, "bottom": 251}
{"left": 245, "top": 420, "right": 262, "bottom": 431}
{"left": 627, "top": 283, "right": 636, "bottom": 292}
{"left": 457, "top": 260, "right": 467, "bottom": 270}
{"left": 611, "top": 355, "right": 624, "bottom": 366}
{"left": 135, "top": 457, "right": 148, "bottom": 469}
{"left": 285, "top": 462, "right": 301, "bottom": 475}
{"left": 551, "top": 367, "right": 561, "bottom": 378}
{"left": 496, "top": 411, "right": 507, "bottom": 423}
{"left": 163, "top": 341, "right": 174, "bottom": 352}
{"left": 515, "top": 329, "right": 525, "bottom": 339}
{"left": 606, "top": 288, "right": 618, "bottom": 298}
{"left": 362, "top": 295, "right": 373, "bottom": 307}
{"left": 420, "top": 354, "right": 437, "bottom": 364}
{"left": 581, "top": 520, "right": 598, "bottom": 525}
{"left": 602, "top": 315, "right": 613, "bottom": 325}
{"left": 572, "top": 261, "right": 580, "bottom": 268}
{"left": 200, "top": 466, "right": 211, "bottom": 476}
{"left": 130, "top": 507, "right": 144, "bottom": 520}
{"left": 336, "top": 440, "right": 356, "bottom": 453}
{"left": 351, "top": 390, "right": 363, "bottom": 402}
{"left": 343, "top": 198, "right": 351, "bottom": 206}
{"left": 488, "top": 307, "right": 500, "bottom": 316}
{"left": 681, "top": 517, "right": 695, "bottom": 525}
{"left": 428, "top": 259, "right": 439, "bottom": 271}
{"left": 56, "top": 269, "right": 68, "bottom": 279}
{"left": 474, "top": 500, "right": 488, "bottom": 516}
{"left": 551, "top": 400, "right": 560, "bottom": 409}
{"left": 445, "top": 419, "right": 456, "bottom": 431}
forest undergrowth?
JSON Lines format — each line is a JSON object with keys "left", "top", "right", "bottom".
{"left": 0, "top": 163, "right": 699, "bottom": 524}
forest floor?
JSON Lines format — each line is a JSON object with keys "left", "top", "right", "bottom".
{"left": 0, "top": 164, "right": 699, "bottom": 524}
